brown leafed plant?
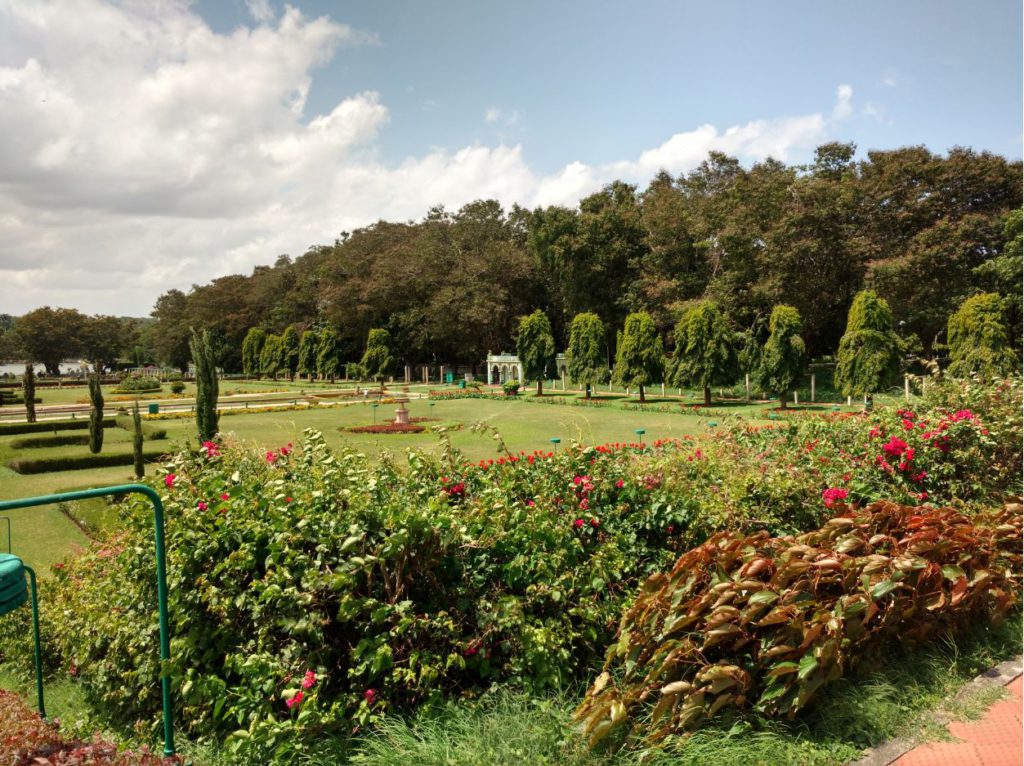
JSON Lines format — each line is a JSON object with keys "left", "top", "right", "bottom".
{"left": 576, "top": 500, "right": 1023, "bottom": 749}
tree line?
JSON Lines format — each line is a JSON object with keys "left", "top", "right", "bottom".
{"left": 2, "top": 143, "right": 1021, "bottom": 375}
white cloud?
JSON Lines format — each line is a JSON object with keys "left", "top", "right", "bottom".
{"left": 832, "top": 84, "right": 853, "bottom": 120}
{"left": 246, "top": 0, "right": 275, "bottom": 25}
{"left": 0, "top": 1, "right": 848, "bottom": 316}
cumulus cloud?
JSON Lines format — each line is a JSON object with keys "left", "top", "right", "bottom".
{"left": 832, "top": 84, "right": 854, "bottom": 120}
{"left": 0, "top": 1, "right": 847, "bottom": 316}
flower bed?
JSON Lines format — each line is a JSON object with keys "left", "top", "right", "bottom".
{"left": 347, "top": 422, "right": 426, "bottom": 434}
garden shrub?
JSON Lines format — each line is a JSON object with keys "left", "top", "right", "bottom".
{"left": 170, "top": 381, "right": 186, "bottom": 394}
{"left": 0, "top": 418, "right": 115, "bottom": 436}
{"left": 114, "top": 376, "right": 162, "bottom": 393}
{"left": 9, "top": 434, "right": 91, "bottom": 449}
{"left": 347, "top": 423, "right": 426, "bottom": 434}
{"left": 6, "top": 449, "right": 168, "bottom": 474}
{"left": 576, "top": 500, "right": 1022, "bottom": 748}
{"left": 502, "top": 381, "right": 520, "bottom": 396}
{"left": 115, "top": 416, "right": 167, "bottom": 440}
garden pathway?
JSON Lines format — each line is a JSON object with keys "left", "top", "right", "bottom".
{"left": 890, "top": 673, "right": 1022, "bottom": 766}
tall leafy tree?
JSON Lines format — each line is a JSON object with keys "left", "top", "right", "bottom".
{"left": 755, "top": 305, "right": 806, "bottom": 409}
{"left": 280, "top": 326, "right": 300, "bottom": 381}
{"left": 241, "top": 328, "right": 267, "bottom": 379}
{"left": 947, "top": 293, "right": 1018, "bottom": 378}
{"left": 22, "top": 363, "right": 36, "bottom": 423}
{"left": 614, "top": 312, "right": 664, "bottom": 403}
{"left": 15, "top": 306, "right": 85, "bottom": 375}
{"left": 566, "top": 312, "right": 606, "bottom": 399}
{"left": 316, "top": 328, "right": 341, "bottom": 382}
{"left": 360, "top": 328, "right": 394, "bottom": 384}
{"left": 671, "top": 301, "right": 738, "bottom": 406}
{"left": 131, "top": 401, "right": 144, "bottom": 479}
{"left": 151, "top": 290, "right": 192, "bottom": 373}
{"left": 81, "top": 315, "right": 131, "bottom": 372}
{"left": 260, "top": 334, "right": 282, "bottom": 379}
{"left": 834, "top": 290, "right": 903, "bottom": 398}
{"left": 88, "top": 372, "right": 104, "bottom": 454}
{"left": 297, "top": 329, "right": 320, "bottom": 381}
{"left": 516, "top": 309, "right": 557, "bottom": 396}
{"left": 190, "top": 329, "right": 220, "bottom": 443}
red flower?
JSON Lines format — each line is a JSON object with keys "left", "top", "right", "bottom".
{"left": 266, "top": 451, "right": 278, "bottom": 463}
{"left": 573, "top": 476, "right": 583, "bottom": 486}
{"left": 579, "top": 498, "right": 589, "bottom": 510}
{"left": 573, "top": 518, "right": 584, "bottom": 529}
{"left": 201, "top": 440, "right": 219, "bottom": 457}
{"left": 164, "top": 473, "right": 176, "bottom": 488}
{"left": 822, "top": 487, "right": 849, "bottom": 508}
{"left": 285, "top": 496, "right": 293, "bottom": 503}
{"left": 615, "top": 479, "right": 625, "bottom": 489}
{"left": 286, "top": 690, "right": 304, "bottom": 709}
{"left": 882, "top": 437, "right": 908, "bottom": 457}
{"left": 301, "top": 670, "right": 317, "bottom": 689}
{"left": 589, "top": 518, "right": 600, "bottom": 528}
{"left": 197, "top": 501, "right": 208, "bottom": 511}
{"left": 364, "top": 688, "right": 377, "bottom": 705}
{"left": 220, "top": 493, "right": 230, "bottom": 501}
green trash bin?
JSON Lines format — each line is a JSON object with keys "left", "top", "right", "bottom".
{"left": 148, "top": 403, "right": 159, "bottom": 415}
{"left": 445, "top": 372, "right": 454, "bottom": 384}
{"left": 458, "top": 379, "right": 466, "bottom": 389}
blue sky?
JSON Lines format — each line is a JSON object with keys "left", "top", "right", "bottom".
{"left": 200, "top": 0, "right": 1023, "bottom": 171}
{"left": 0, "top": 0, "right": 1020, "bottom": 315}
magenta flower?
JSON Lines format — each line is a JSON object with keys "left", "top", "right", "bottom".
{"left": 220, "top": 492, "right": 230, "bottom": 501}
{"left": 286, "top": 690, "right": 304, "bottom": 709}
{"left": 573, "top": 518, "right": 584, "bottom": 529}
{"left": 164, "top": 474, "right": 176, "bottom": 488}
{"left": 364, "top": 688, "right": 377, "bottom": 705}
{"left": 822, "top": 487, "right": 849, "bottom": 508}
{"left": 266, "top": 451, "right": 278, "bottom": 463}
{"left": 197, "top": 501, "right": 208, "bottom": 511}
{"left": 301, "top": 670, "right": 317, "bottom": 689}
{"left": 615, "top": 479, "right": 625, "bottom": 489}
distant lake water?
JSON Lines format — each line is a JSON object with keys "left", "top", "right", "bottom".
{"left": 0, "top": 362, "right": 89, "bottom": 377}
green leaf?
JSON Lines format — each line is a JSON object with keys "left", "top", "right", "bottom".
{"left": 797, "top": 653, "right": 819, "bottom": 681}
{"left": 941, "top": 565, "right": 966, "bottom": 582}
{"left": 871, "top": 580, "right": 899, "bottom": 600}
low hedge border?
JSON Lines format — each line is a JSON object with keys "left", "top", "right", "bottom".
{"left": 114, "top": 416, "right": 167, "bottom": 441}
{"left": 9, "top": 434, "right": 91, "bottom": 449}
{"left": 0, "top": 418, "right": 116, "bottom": 436}
{"left": 6, "top": 449, "right": 168, "bottom": 475}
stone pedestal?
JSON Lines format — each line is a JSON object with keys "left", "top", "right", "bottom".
{"left": 394, "top": 400, "right": 410, "bottom": 425}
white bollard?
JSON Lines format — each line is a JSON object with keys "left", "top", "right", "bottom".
{"left": 794, "top": 391, "right": 799, "bottom": 406}
{"left": 745, "top": 373, "right": 750, "bottom": 401}
{"left": 811, "top": 374, "right": 816, "bottom": 403}
{"left": 905, "top": 376, "right": 910, "bottom": 401}
{"left": 661, "top": 382, "right": 665, "bottom": 396}
{"left": 847, "top": 395, "right": 852, "bottom": 406}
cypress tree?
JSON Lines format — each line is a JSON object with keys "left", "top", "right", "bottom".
{"left": 241, "top": 327, "right": 267, "bottom": 379}
{"left": 360, "top": 329, "right": 395, "bottom": 384}
{"left": 298, "top": 329, "right": 320, "bottom": 381}
{"left": 317, "top": 329, "right": 341, "bottom": 383}
{"left": 614, "top": 312, "right": 664, "bottom": 403}
{"left": 834, "top": 290, "right": 903, "bottom": 398}
{"left": 566, "top": 312, "right": 606, "bottom": 399}
{"left": 88, "top": 372, "right": 104, "bottom": 453}
{"left": 672, "top": 301, "right": 738, "bottom": 406}
{"left": 132, "top": 400, "right": 144, "bottom": 479}
{"left": 190, "top": 329, "right": 220, "bottom": 443}
{"left": 947, "top": 293, "right": 1018, "bottom": 378}
{"left": 281, "top": 326, "right": 300, "bottom": 381}
{"left": 22, "top": 363, "right": 36, "bottom": 423}
{"left": 755, "top": 305, "right": 807, "bottom": 410}
{"left": 517, "top": 310, "right": 557, "bottom": 396}
{"left": 260, "top": 334, "right": 281, "bottom": 379}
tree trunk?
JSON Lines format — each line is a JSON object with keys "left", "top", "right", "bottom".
{"left": 537, "top": 379, "right": 543, "bottom": 397}
{"left": 639, "top": 385, "right": 646, "bottom": 403}
{"left": 704, "top": 386, "right": 712, "bottom": 406}
{"left": 585, "top": 383, "right": 591, "bottom": 400}
{"left": 779, "top": 392, "right": 788, "bottom": 410}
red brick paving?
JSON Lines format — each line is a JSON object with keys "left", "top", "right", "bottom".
{"left": 893, "top": 675, "right": 1023, "bottom": 766}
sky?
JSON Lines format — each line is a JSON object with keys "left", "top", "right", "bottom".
{"left": 0, "top": 0, "right": 1021, "bottom": 317}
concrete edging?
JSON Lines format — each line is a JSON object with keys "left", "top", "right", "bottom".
{"left": 850, "top": 655, "right": 1024, "bottom": 766}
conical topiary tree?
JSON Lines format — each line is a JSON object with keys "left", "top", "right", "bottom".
{"left": 755, "top": 305, "right": 806, "bottom": 410}
{"left": 947, "top": 293, "right": 1018, "bottom": 378}
{"left": 360, "top": 329, "right": 394, "bottom": 384}
{"left": 281, "top": 326, "right": 300, "bottom": 381}
{"left": 517, "top": 309, "right": 557, "bottom": 397}
{"left": 834, "top": 290, "right": 904, "bottom": 399}
{"left": 190, "top": 329, "right": 219, "bottom": 443}
{"left": 671, "top": 301, "right": 738, "bottom": 406}
{"left": 317, "top": 328, "right": 341, "bottom": 383}
{"left": 260, "top": 334, "right": 282, "bottom": 379}
{"left": 614, "top": 312, "right": 664, "bottom": 403}
{"left": 566, "top": 312, "right": 607, "bottom": 399}
{"left": 298, "top": 329, "right": 320, "bottom": 381}
{"left": 22, "top": 363, "right": 36, "bottom": 423}
{"left": 132, "top": 400, "right": 144, "bottom": 479}
{"left": 241, "top": 327, "right": 267, "bottom": 379}
{"left": 88, "top": 372, "right": 104, "bottom": 453}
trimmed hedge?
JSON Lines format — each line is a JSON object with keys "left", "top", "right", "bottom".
{"left": 0, "top": 418, "right": 116, "bottom": 436}
{"left": 114, "top": 415, "right": 167, "bottom": 441}
{"left": 9, "top": 434, "right": 90, "bottom": 449}
{"left": 6, "top": 449, "right": 168, "bottom": 475}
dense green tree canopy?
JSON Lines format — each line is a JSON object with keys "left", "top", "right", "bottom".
{"left": 947, "top": 293, "right": 1018, "bottom": 378}
{"left": 614, "top": 312, "right": 664, "bottom": 402}
{"left": 755, "top": 305, "right": 807, "bottom": 409}
{"left": 280, "top": 325, "right": 300, "bottom": 381}
{"left": 360, "top": 328, "right": 394, "bottom": 383}
{"left": 241, "top": 327, "right": 267, "bottom": 378}
{"left": 516, "top": 309, "right": 557, "bottom": 396}
{"left": 565, "top": 312, "right": 607, "bottom": 398}
{"left": 297, "top": 329, "right": 320, "bottom": 379}
{"left": 14, "top": 306, "right": 86, "bottom": 374}
{"left": 316, "top": 328, "right": 341, "bottom": 381}
{"left": 834, "top": 290, "right": 904, "bottom": 397}
{"left": 671, "top": 301, "right": 738, "bottom": 405}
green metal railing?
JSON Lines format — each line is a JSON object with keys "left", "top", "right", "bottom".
{"left": 0, "top": 484, "right": 176, "bottom": 757}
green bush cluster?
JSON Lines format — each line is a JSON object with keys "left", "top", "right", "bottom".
{"left": 6, "top": 449, "right": 168, "bottom": 475}
{"left": 115, "top": 376, "right": 162, "bottom": 393}
{"left": 9, "top": 434, "right": 91, "bottom": 449}
{"left": 0, "top": 418, "right": 115, "bottom": 436}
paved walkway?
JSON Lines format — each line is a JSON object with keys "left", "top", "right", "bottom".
{"left": 892, "top": 674, "right": 1022, "bottom": 766}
